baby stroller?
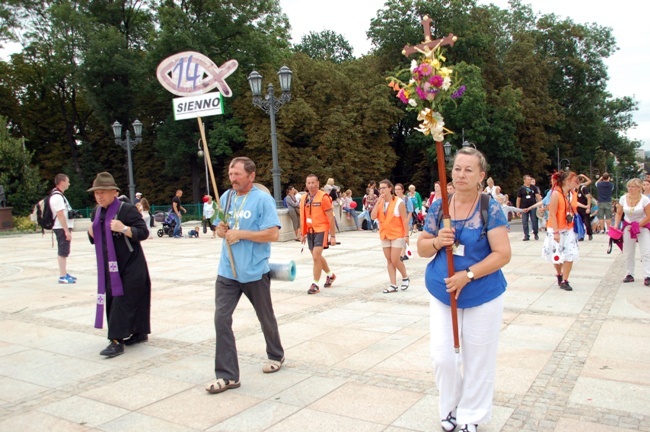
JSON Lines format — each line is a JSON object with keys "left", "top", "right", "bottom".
{"left": 157, "top": 211, "right": 182, "bottom": 237}
{"left": 411, "top": 210, "right": 424, "bottom": 234}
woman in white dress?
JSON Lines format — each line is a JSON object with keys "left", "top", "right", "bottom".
{"left": 541, "top": 171, "right": 580, "bottom": 291}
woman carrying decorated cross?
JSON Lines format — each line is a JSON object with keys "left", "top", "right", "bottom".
{"left": 87, "top": 172, "right": 152, "bottom": 358}
{"left": 417, "top": 147, "right": 511, "bottom": 432}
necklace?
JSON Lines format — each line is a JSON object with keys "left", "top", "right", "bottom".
{"left": 627, "top": 194, "right": 641, "bottom": 207}
{"left": 452, "top": 193, "right": 479, "bottom": 246}
{"left": 232, "top": 192, "right": 250, "bottom": 229}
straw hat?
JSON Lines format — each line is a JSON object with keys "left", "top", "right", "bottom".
{"left": 87, "top": 172, "right": 120, "bottom": 192}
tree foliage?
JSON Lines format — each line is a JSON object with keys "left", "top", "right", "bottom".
{"left": 0, "top": 0, "right": 640, "bottom": 214}
{"left": 294, "top": 30, "right": 354, "bottom": 63}
{"left": 0, "top": 116, "right": 45, "bottom": 214}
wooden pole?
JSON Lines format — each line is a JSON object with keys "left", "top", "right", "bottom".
{"left": 435, "top": 140, "right": 460, "bottom": 353}
{"left": 197, "top": 117, "right": 237, "bottom": 278}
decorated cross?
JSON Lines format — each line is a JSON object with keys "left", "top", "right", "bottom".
{"left": 402, "top": 16, "right": 457, "bottom": 57}
{"left": 390, "top": 16, "right": 464, "bottom": 353}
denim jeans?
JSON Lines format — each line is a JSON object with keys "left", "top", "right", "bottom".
{"left": 358, "top": 210, "right": 377, "bottom": 230}
{"left": 522, "top": 209, "right": 538, "bottom": 237}
{"left": 343, "top": 208, "right": 360, "bottom": 229}
{"left": 170, "top": 212, "right": 181, "bottom": 237}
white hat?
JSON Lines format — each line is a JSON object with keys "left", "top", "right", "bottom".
{"left": 136, "top": 192, "right": 142, "bottom": 196}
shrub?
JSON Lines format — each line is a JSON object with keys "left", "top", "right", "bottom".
{"left": 13, "top": 215, "right": 39, "bottom": 232}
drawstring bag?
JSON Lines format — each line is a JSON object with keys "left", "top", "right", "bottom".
{"left": 573, "top": 212, "right": 585, "bottom": 240}
{"left": 607, "top": 226, "right": 624, "bottom": 254}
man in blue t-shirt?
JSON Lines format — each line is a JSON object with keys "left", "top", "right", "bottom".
{"left": 595, "top": 173, "right": 615, "bottom": 233}
{"left": 206, "top": 157, "right": 284, "bottom": 395}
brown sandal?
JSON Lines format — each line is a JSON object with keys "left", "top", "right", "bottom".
{"left": 206, "top": 378, "right": 240, "bottom": 394}
{"left": 262, "top": 357, "right": 285, "bottom": 373}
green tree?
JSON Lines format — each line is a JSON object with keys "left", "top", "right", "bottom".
{"left": 140, "top": 0, "right": 293, "bottom": 203}
{"left": 0, "top": 116, "right": 45, "bottom": 214}
{"left": 232, "top": 53, "right": 400, "bottom": 195}
{"left": 294, "top": 30, "right": 354, "bottom": 63}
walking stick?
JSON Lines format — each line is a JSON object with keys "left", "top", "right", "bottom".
{"left": 435, "top": 140, "right": 460, "bottom": 353}
{"left": 197, "top": 117, "right": 237, "bottom": 278}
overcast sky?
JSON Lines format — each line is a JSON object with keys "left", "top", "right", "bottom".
{"left": 280, "top": 0, "right": 650, "bottom": 151}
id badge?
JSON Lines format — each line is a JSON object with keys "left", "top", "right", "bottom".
{"left": 306, "top": 218, "right": 313, "bottom": 224}
{"left": 525, "top": 195, "right": 531, "bottom": 199}
{"left": 453, "top": 243, "right": 465, "bottom": 256}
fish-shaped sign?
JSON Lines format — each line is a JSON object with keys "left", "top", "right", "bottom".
{"left": 156, "top": 51, "right": 238, "bottom": 97}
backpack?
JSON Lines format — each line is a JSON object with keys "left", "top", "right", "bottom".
{"left": 32, "top": 190, "right": 62, "bottom": 232}
{"left": 329, "top": 187, "right": 339, "bottom": 201}
{"left": 436, "top": 193, "right": 491, "bottom": 240}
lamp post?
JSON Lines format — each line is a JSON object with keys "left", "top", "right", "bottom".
{"left": 560, "top": 158, "right": 570, "bottom": 172}
{"left": 443, "top": 141, "right": 452, "bottom": 161}
{"left": 197, "top": 139, "right": 210, "bottom": 196}
{"left": 112, "top": 119, "right": 142, "bottom": 203}
{"left": 247, "top": 66, "right": 293, "bottom": 207}
{"left": 443, "top": 129, "right": 476, "bottom": 162}
{"left": 461, "top": 128, "right": 476, "bottom": 149}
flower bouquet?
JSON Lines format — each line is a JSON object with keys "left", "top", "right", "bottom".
{"left": 387, "top": 44, "right": 465, "bottom": 141}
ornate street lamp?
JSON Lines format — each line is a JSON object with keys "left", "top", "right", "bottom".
{"left": 247, "top": 66, "right": 292, "bottom": 207}
{"left": 112, "top": 119, "right": 143, "bottom": 203}
{"left": 560, "top": 158, "right": 571, "bottom": 172}
{"left": 443, "top": 141, "right": 452, "bottom": 161}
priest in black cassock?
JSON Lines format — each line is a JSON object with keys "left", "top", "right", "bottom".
{"left": 87, "top": 172, "right": 151, "bottom": 358}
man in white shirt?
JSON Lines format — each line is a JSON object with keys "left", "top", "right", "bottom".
{"left": 50, "top": 174, "right": 76, "bottom": 284}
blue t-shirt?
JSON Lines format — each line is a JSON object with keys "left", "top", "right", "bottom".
{"left": 596, "top": 181, "right": 614, "bottom": 202}
{"left": 218, "top": 186, "right": 281, "bottom": 283}
{"left": 423, "top": 197, "right": 509, "bottom": 308}
{"left": 404, "top": 196, "right": 414, "bottom": 213}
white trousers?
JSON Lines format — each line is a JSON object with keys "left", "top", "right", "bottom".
{"left": 430, "top": 294, "right": 504, "bottom": 426}
{"left": 622, "top": 226, "right": 650, "bottom": 278}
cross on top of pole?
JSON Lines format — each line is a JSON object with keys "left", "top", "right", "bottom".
{"left": 402, "top": 15, "right": 457, "bottom": 57}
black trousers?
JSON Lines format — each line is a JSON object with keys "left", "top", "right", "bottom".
{"left": 577, "top": 208, "right": 593, "bottom": 236}
{"left": 214, "top": 272, "right": 284, "bottom": 381}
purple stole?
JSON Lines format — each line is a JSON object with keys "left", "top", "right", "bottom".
{"left": 92, "top": 199, "right": 125, "bottom": 329}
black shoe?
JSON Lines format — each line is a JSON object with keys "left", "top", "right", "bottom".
{"left": 579, "top": 238, "right": 584, "bottom": 241}
{"left": 441, "top": 411, "right": 457, "bottom": 432}
{"left": 559, "top": 281, "right": 573, "bottom": 291}
{"left": 623, "top": 275, "right": 635, "bottom": 283}
{"left": 100, "top": 340, "right": 124, "bottom": 358}
{"left": 123, "top": 333, "right": 148, "bottom": 346}
{"left": 556, "top": 274, "right": 563, "bottom": 286}
{"left": 523, "top": 237, "right": 530, "bottom": 241}
{"left": 534, "top": 233, "right": 539, "bottom": 240}
{"left": 589, "top": 235, "right": 593, "bottom": 241}
{"left": 645, "top": 277, "right": 650, "bottom": 286}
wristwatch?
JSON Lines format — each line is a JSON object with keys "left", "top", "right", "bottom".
{"left": 465, "top": 268, "right": 475, "bottom": 281}
{"left": 121, "top": 226, "right": 128, "bottom": 233}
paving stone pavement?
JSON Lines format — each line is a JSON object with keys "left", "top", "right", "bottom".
{"left": 0, "top": 223, "right": 649, "bottom": 432}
